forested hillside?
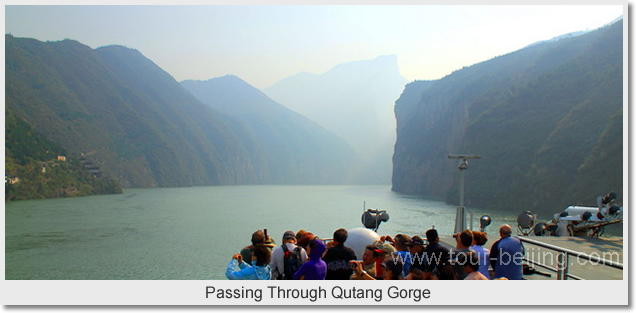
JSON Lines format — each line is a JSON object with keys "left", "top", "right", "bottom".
{"left": 5, "top": 35, "right": 360, "bottom": 196}
{"left": 5, "top": 107, "right": 122, "bottom": 200}
{"left": 392, "top": 19, "right": 623, "bottom": 216}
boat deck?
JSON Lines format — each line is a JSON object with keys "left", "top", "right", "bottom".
{"left": 438, "top": 235, "right": 623, "bottom": 280}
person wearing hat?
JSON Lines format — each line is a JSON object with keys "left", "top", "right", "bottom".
{"left": 423, "top": 229, "right": 450, "bottom": 273}
{"left": 405, "top": 235, "right": 427, "bottom": 271}
{"left": 381, "top": 256, "right": 404, "bottom": 280}
{"left": 269, "top": 230, "right": 308, "bottom": 280}
{"left": 378, "top": 241, "right": 397, "bottom": 254}
{"left": 392, "top": 234, "right": 412, "bottom": 277}
{"left": 240, "top": 229, "right": 276, "bottom": 264}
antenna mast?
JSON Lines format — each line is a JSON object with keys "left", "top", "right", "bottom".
{"left": 448, "top": 154, "right": 481, "bottom": 233}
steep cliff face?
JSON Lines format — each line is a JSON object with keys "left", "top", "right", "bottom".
{"left": 392, "top": 20, "right": 623, "bottom": 215}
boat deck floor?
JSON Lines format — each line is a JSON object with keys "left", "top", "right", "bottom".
{"left": 438, "top": 235, "right": 623, "bottom": 280}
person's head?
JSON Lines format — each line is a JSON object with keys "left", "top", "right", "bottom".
{"left": 296, "top": 229, "right": 308, "bottom": 241}
{"left": 252, "top": 245, "right": 271, "bottom": 266}
{"left": 426, "top": 229, "right": 439, "bottom": 244}
{"left": 457, "top": 229, "right": 473, "bottom": 248}
{"left": 251, "top": 230, "right": 265, "bottom": 246}
{"left": 437, "top": 263, "right": 458, "bottom": 280}
{"left": 382, "top": 257, "right": 403, "bottom": 280}
{"left": 499, "top": 224, "right": 513, "bottom": 238}
{"left": 405, "top": 236, "right": 425, "bottom": 254}
{"left": 308, "top": 237, "right": 327, "bottom": 259}
{"left": 297, "top": 232, "right": 315, "bottom": 249}
{"left": 458, "top": 251, "right": 480, "bottom": 274}
{"left": 405, "top": 268, "right": 426, "bottom": 280}
{"left": 379, "top": 242, "right": 397, "bottom": 255}
{"left": 282, "top": 230, "right": 296, "bottom": 243}
{"left": 362, "top": 244, "right": 385, "bottom": 265}
{"left": 332, "top": 228, "right": 348, "bottom": 244}
{"left": 472, "top": 231, "right": 488, "bottom": 246}
{"left": 393, "top": 234, "right": 411, "bottom": 251}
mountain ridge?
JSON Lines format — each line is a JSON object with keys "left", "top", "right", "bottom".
{"left": 181, "top": 75, "right": 361, "bottom": 184}
{"left": 391, "top": 19, "right": 623, "bottom": 216}
{"left": 6, "top": 35, "right": 360, "bottom": 191}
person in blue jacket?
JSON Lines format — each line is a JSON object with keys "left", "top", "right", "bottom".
{"left": 226, "top": 245, "right": 272, "bottom": 280}
{"left": 490, "top": 224, "right": 525, "bottom": 280}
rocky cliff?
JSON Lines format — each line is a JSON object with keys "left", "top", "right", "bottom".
{"left": 392, "top": 19, "right": 623, "bottom": 215}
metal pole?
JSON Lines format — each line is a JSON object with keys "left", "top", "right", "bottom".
{"left": 455, "top": 168, "right": 466, "bottom": 233}
{"left": 557, "top": 252, "right": 566, "bottom": 280}
{"left": 449, "top": 155, "right": 480, "bottom": 234}
{"left": 454, "top": 207, "right": 462, "bottom": 233}
{"left": 564, "top": 253, "right": 570, "bottom": 280}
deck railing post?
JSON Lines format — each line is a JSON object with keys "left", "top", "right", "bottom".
{"left": 557, "top": 252, "right": 566, "bottom": 280}
{"left": 564, "top": 253, "right": 570, "bottom": 280}
{"left": 519, "top": 236, "right": 622, "bottom": 280}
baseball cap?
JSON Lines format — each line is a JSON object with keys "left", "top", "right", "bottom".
{"left": 405, "top": 235, "right": 425, "bottom": 247}
{"left": 283, "top": 230, "right": 296, "bottom": 241}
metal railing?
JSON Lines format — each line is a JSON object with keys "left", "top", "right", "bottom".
{"left": 518, "top": 236, "right": 623, "bottom": 280}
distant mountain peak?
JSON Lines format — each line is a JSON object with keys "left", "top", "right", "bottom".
{"left": 182, "top": 74, "right": 271, "bottom": 107}
{"left": 207, "top": 74, "right": 244, "bottom": 83}
{"left": 180, "top": 73, "right": 361, "bottom": 184}
{"left": 262, "top": 55, "right": 409, "bottom": 184}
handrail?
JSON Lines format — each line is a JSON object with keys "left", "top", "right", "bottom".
{"left": 518, "top": 237, "right": 623, "bottom": 269}
{"left": 518, "top": 236, "right": 623, "bottom": 280}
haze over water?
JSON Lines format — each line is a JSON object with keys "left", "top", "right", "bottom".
{"left": 6, "top": 185, "right": 521, "bottom": 280}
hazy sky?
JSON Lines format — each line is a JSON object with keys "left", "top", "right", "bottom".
{"left": 4, "top": 4, "right": 625, "bottom": 89}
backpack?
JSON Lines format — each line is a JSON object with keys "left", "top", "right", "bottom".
{"left": 280, "top": 244, "right": 302, "bottom": 280}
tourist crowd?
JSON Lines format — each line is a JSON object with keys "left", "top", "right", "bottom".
{"left": 226, "top": 224, "right": 525, "bottom": 280}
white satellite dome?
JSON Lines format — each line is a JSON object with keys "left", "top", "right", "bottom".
{"left": 344, "top": 227, "right": 380, "bottom": 260}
